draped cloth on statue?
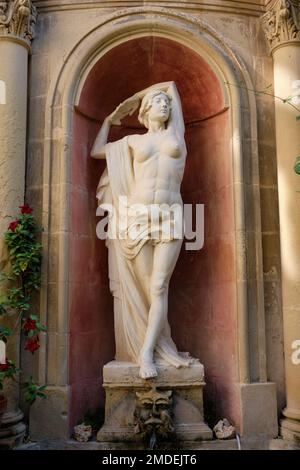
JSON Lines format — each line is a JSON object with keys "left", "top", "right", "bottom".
{"left": 96, "top": 136, "right": 193, "bottom": 367}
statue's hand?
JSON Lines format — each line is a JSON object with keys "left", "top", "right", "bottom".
{"left": 108, "top": 95, "right": 140, "bottom": 126}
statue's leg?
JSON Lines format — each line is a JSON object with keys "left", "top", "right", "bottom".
{"left": 139, "top": 239, "right": 182, "bottom": 379}
{"left": 132, "top": 241, "right": 153, "bottom": 304}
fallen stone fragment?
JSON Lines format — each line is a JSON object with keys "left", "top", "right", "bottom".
{"left": 213, "top": 418, "right": 236, "bottom": 440}
{"left": 74, "top": 423, "right": 92, "bottom": 442}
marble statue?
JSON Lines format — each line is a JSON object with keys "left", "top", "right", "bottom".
{"left": 91, "top": 82, "right": 195, "bottom": 379}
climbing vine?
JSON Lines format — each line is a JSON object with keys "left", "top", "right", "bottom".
{"left": 0, "top": 204, "right": 46, "bottom": 403}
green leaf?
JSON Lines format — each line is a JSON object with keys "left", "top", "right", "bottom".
{"left": 23, "top": 376, "right": 47, "bottom": 404}
{"left": 20, "top": 261, "right": 28, "bottom": 271}
{"left": 0, "top": 304, "right": 7, "bottom": 316}
{"left": 294, "top": 158, "right": 300, "bottom": 175}
{"left": 30, "top": 314, "right": 39, "bottom": 321}
{"left": 0, "top": 326, "right": 12, "bottom": 339}
{"left": 38, "top": 324, "right": 47, "bottom": 332}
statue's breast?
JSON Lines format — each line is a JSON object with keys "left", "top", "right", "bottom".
{"left": 131, "top": 138, "right": 154, "bottom": 163}
{"left": 159, "top": 136, "right": 181, "bottom": 158}
{"left": 130, "top": 132, "right": 182, "bottom": 163}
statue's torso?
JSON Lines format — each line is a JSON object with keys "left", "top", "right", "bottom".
{"left": 128, "top": 130, "right": 186, "bottom": 205}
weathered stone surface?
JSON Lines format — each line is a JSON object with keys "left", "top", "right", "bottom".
{"left": 97, "top": 361, "right": 212, "bottom": 443}
{"left": 0, "top": 0, "right": 37, "bottom": 44}
{"left": 0, "top": 32, "right": 31, "bottom": 448}
{"left": 16, "top": 436, "right": 300, "bottom": 450}
{"left": 262, "top": 6, "right": 300, "bottom": 439}
{"left": 74, "top": 423, "right": 92, "bottom": 442}
{"left": 238, "top": 383, "right": 278, "bottom": 438}
{"left": 29, "top": 386, "right": 69, "bottom": 440}
{"left": 213, "top": 419, "right": 236, "bottom": 440}
{"left": 103, "top": 361, "right": 205, "bottom": 386}
{"left": 262, "top": 0, "right": 300, "bottom": 52}
{"left": 17, "top": 437, "right": 238, "bottom": 450}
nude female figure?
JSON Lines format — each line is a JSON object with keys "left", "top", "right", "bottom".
{"left": 91, "top": 82, "right": 193, "bottom": 379}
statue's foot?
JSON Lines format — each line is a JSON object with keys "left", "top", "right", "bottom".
{"left": 139, "top": 348, "right": 157, "bottom": 379}
{"left": 139, "top": 361, "right": 157, "bottom": 379}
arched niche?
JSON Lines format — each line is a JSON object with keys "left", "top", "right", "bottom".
{"left": 71, "top": 36, "right": 234, "bottom": 430}
{"left": 37, "top": 8, "right": 265, "bottom": 436}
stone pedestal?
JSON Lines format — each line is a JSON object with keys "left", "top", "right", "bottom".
{"left": 97, "top": 361, "right": 212, "bottom": 443}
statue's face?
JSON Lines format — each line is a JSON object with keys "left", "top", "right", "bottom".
{"left": 148, "top": 93, "right": 170, "bottom": 124}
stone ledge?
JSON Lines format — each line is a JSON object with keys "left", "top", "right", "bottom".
{"left": 16, "top": 437, "right": 300, "bottom": 450}
{"left": 103, "top": 361, "right": 205, "bottom": 388}
{"left": 34, "top": 1, "right": 266, "bottom": 16}
{"left": 17, "top": 437, "right": 238, "bottom": 450}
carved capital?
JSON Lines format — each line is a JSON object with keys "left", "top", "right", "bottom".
{"left": 0, "top": 0, "right": 37, "bottom": 43}
{"left": 262, "top": 0, "right": 300, "bottom": 52}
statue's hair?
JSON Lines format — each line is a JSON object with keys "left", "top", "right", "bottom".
{"left": 138, "top": 90, "right": 171, "bottom": 129}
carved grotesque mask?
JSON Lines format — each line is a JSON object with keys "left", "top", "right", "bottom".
{"left": 134, "top": 387, "right": 174, "bottom": 442}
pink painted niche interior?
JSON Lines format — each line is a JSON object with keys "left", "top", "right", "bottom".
{"left": 69, "top": 36, "right": 238, "bottom": 432}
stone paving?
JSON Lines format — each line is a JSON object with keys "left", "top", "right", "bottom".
{"left": 14, "top": 437, "right": 300, "bottom": 451}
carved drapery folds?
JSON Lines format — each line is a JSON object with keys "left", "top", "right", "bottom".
{"left": 0, "top": 0, "right": 37, "bottom": 43}
{"left": 262, "top": 0, "right": 300, "bottom": 51}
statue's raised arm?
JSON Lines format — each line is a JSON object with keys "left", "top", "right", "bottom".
{"left": 90, "top": 94, "right": 140, "bottom": 159}
{"left": 161, "top": 81, "right": 185, "bottom": 138}
{"left": 136, "top": 81, "right": 185, "bottom": 137}
{"left": 90, "top": 82, "right": 184, "bottom": 159}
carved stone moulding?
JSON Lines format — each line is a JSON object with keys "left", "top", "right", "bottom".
{"left": 262, "top": 0, "right": 300, "bottom": 52}
{"left": 97, "top": 361, "right": 212, "bottom": 445}
{"left": 0, "top": 0, "right": 37, "bottom": 44}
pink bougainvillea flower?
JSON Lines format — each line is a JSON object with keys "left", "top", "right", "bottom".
{"left": 8, "top": 220, "right": 20, "bottom": 232}
{"left": 24, "top": 337, "right": 40, "bottom": 354}
{"left": 23, "top": 318, "right": 37, "bottom": 333}
{"left": 19, "top": 204, "right": 33, "bottom": 215}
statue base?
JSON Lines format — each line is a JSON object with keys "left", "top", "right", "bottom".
{"left": 97, "top": 361, "right": 212, "bottom": 443}
{"left": 0, "top": 408, "right": 26, "bottom": 449}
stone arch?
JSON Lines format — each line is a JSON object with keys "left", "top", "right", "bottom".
{"left": 37, "top": 7, "right": 265, "bottom": 435}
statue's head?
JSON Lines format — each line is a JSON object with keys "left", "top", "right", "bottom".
{"left": 138, "top": 90, "right": 171, "bottom": 129}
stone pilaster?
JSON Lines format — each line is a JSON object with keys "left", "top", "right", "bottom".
{"left": 0, "top": 0, "right": 37, "bottom": 448}
{"left": 262, "top": 0, "right": 300, "bottom": 443}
